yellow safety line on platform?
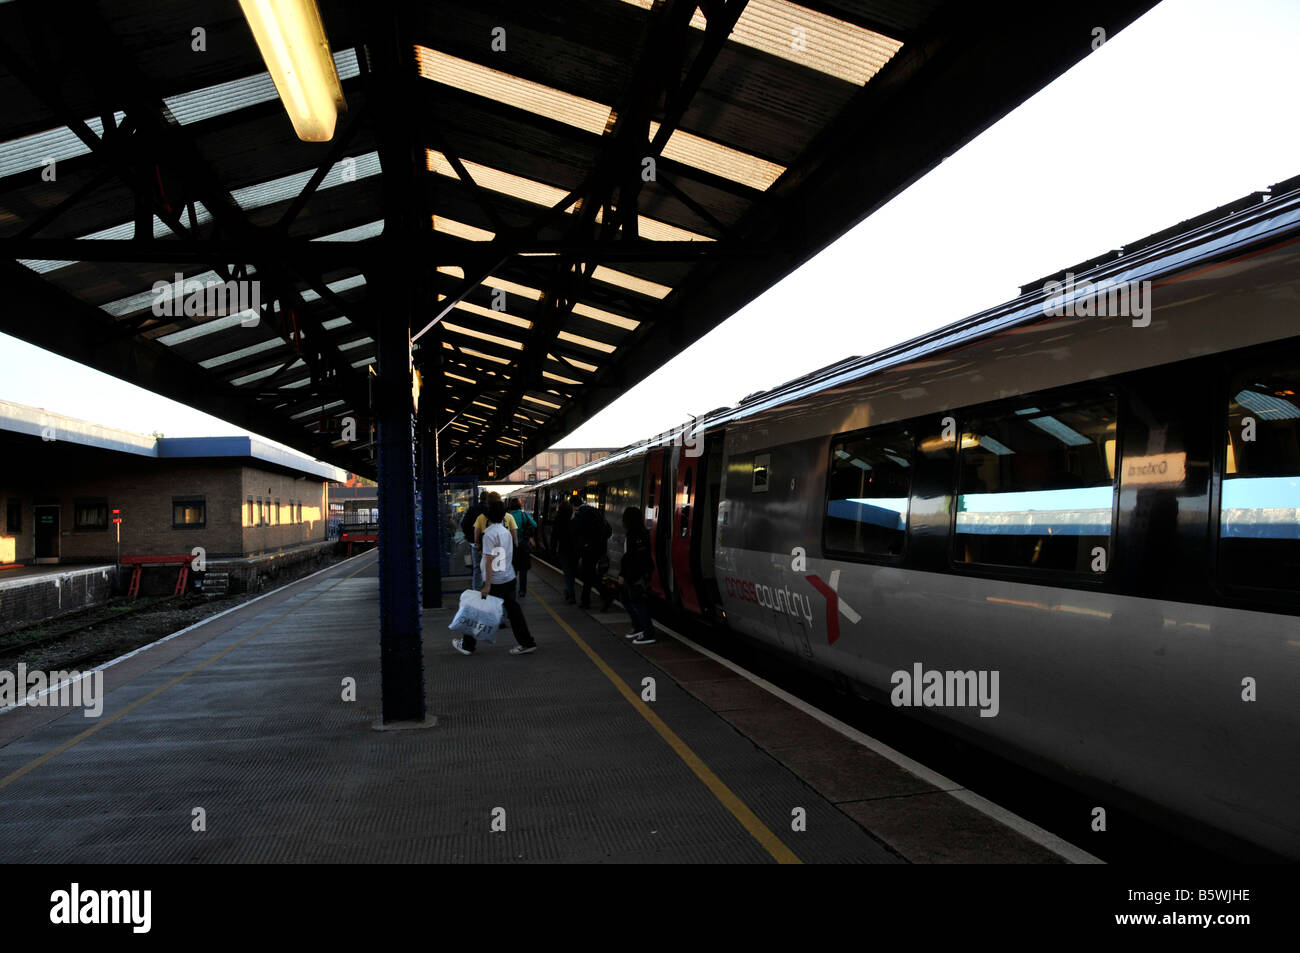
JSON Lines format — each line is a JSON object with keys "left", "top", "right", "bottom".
{"left": 533, "top": 592, "right": 802, "bottom": 865}
{"left": 0, "top": 555, "right": 376, "bottom": 792}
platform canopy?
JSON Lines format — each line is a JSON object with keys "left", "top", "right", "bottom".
{"left": 0, "top": 0, "right": 1155, "bottom": 478}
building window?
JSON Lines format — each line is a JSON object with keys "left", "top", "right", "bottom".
{"left": 259, "top": 499, "right": 269, "bottom": 526}
{"left": 74, "top": 498, "right": 109, "bottom": 531}
{"left": 247, "top": 497, "right": 254, "bottom": 526}
{"left": 172, "top": 497, "right": 207, "bottom": 529}
{"left": 1220, "top": 367, "right": 1300, "bottom": 591}
{"left": 6, "top": 500, "right": 20, "bottom": 534}
{"left": 954, "top": 392, "right": 1117, "bottom": 574}
{"left": 824, "top": 428, "right": 913, "bottom": 558}
{"left": 273, "top": 498, "right": 280, "bottom": 525}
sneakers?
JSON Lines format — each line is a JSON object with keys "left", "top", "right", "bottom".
{"left": 631, "top": 633, "right": 656, "bottom": 645}
{"left": 624, "top": 630, "right": 643, "bottom": 640}
{"left": 451, "top": 638, "right": 473, "bottom": 656}
{"left": 509, "top": 645, "right": 537, "bottom": 655}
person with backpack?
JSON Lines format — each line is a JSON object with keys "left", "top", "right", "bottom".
{"left": 618, "top": 505, "right": 655, "bottom": 645}
{"left": 508, "top": 497, "right": 537, "bottom": 597}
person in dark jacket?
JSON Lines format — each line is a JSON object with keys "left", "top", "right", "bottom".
{"left": 552, "top": 499, "right": 576, "bottom": 603}
{"left": 572, "top": 497, "right": 611, "bottom": 610}
{"left": 618, "top": 506, "right": 655, "bottom": 644}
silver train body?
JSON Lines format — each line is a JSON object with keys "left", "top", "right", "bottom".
{"left": 526, "top": 185, "right": 1300, "bottom": 860}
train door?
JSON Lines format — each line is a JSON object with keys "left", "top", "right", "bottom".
{"left": 693, "top": 431, "right": 726, "bottom": 615}
{"left": 671, "top": 446, "right": 703, "bottom": 614}
{"left": 644, "top": 447, "right": 669, "bottom": 598}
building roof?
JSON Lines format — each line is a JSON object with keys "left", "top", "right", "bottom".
{"left": 0, "top": 0, "right": 1157, "bottom": 478}
{"left": 0, "top": 399, "right": 347, "bottom": 482}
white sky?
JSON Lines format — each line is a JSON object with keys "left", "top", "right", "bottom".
{"left": 2, "top": 0, "right": 1299, "bottom": 463}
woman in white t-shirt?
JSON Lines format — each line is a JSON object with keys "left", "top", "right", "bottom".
{"left": 453, "top": 499, "right": 536, "bottom": 656}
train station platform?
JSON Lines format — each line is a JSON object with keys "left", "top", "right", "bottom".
{"left": 0, "top": 550, "right": 1084, "bottom": 864}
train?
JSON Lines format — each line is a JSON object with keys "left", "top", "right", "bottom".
{"left": 516, "top": 179, "right": 1300, "bottom": 861}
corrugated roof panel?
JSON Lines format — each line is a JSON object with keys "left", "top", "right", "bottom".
{"left": 231, "top": 151, "right": 380, "bottom": 210}
{"left": 231, "top": 359, "right": 303, "bottom": 387}
{"left": 416, "top": 45, "right": 783, "bottom": 190}
{"left": 299, "top": 273, "right": 367, "bottom": 303}
{"left": 591, "top": 265, "right": 671, "bottom": 299}
{"left": 163, "top": 48, "right": 360, "bottom": 126}
{"left": 548, "top": 352, "right": 598, "bottom": 373}
{"left": 199, "top": 337, "right": 285, "bottom": 369}
{"left": 618, "top": 0, "right": 902, "bottom": 85}
{"left": 426, "top": 149, "right": 714, "bottom": 241}
{"left": 557, "top": 329, "right": 617, "bottom": 353}
{"left": 452, "top": 300, "right": 534, "bottom": 330}
{"left": 0, "top": 112, "right": 125, "bottom": 179}
{"left": 572, "top": 301, "right": 640, "bottom": 330}
{"left": 434, "top": 215, "right": 495, "bottom": 241}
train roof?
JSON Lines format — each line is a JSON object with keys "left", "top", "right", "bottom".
{"left": 538, "top": 174, "right": 1300, "bottom": 488}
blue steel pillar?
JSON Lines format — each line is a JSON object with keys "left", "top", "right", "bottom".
{"left": 420, "top": 357, "right": 442, "bottom": 609}
{"left": 375, "top": 314, "right": 425, "bottom": 723}
{"left": 370, "top": 1, "right": 428, "bottom": 724}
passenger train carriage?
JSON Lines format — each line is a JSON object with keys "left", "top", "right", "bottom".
{"left": 520, "top": 180, "right": 1300, "bottom": 860}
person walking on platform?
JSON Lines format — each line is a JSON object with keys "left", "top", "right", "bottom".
{"left": 508, "top": 497, "right": 537, "bottom": 597}
{"left": 453, "top": 499, "right": 536, "bottom": 656}
{"left": 473, "top": 491, "right": 517, "bottom": 629}
{"left": 553, "top": 499, "right": 577, "bottom": 603}
{"left": 463, "top": 491, "right": 488, "bottom": 590}
{"left": 572, "top": 497, "right": 611, "bottom": 611}
{"left": 618, "top": 506, "right": 656, "bottom": 645}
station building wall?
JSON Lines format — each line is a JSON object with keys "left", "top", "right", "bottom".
{"left": 0, "top": 461, "right": 330, "bottom": 565}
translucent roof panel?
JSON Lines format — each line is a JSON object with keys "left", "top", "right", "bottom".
{"left": 415, "top": 46, "right": 784, "bottom": 190}
{"left": 618, "top": 0, "right": 903, "bottom": 85}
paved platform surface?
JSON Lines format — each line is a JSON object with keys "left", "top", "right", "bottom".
{"left": 0, "top": 551, "right": 904, "bottom": 863}
{"left": 0, "top": 550, "right": 1076, "bottom": 863}
{"left": 0, "top": 562, "right": 113, "bottom": 585}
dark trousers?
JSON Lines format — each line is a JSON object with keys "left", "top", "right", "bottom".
{"left": 578, "top": 548, "right": 602, "bottom": 608}
{"left": 560, "top": 551, "right": 576, "bottom": 600}
{"left": 462, "top": 578, "right": 534, "bottom": 651}
{"left": 622, "top": 581, "right": 652, "bottom": 633}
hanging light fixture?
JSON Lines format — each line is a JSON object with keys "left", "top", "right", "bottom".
{"left": 237, "top": 0, "right": 346, "bottom": 141}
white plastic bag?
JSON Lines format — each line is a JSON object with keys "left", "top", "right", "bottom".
{"left": 449, "top": 589, "right": 504, "bottom": 643}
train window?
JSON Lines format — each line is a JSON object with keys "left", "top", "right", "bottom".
{"left": 1220, "top": 370, "right": 1300, "bottom": 591}
{"left": 954, "top": 393, "right": 1117, "bottom": 573}
{"left": 824, "top": 427, "right": 913, "bottom": 557}
{"left": 681, "top": 467, "right": 693, "bottom": 537}
{"left": 752, "top": 454, "right": 770, "bottom": 493}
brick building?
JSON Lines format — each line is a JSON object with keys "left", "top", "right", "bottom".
{"left": 0, "top": 400, "right": 346, "bottom": 567}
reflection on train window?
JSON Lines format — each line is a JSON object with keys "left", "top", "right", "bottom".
{"left": 824, "top": 427, "right": 913, "bottom": 557}
{"left": 752, "top": 454, "right": 770, "bottom": 493}
{"left": 955, "top": 394, "right": 1117, "bottom": 573}
{"left": 1221, "top": 372, "right": 1300, "bottom": 590}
